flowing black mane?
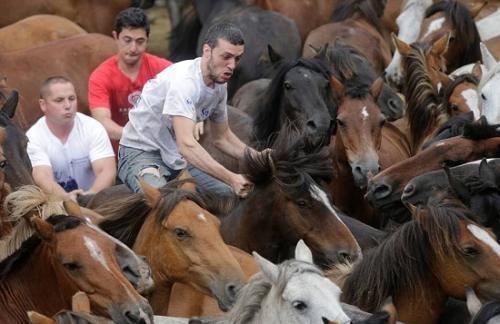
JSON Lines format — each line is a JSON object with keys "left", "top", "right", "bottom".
{"left": 342, "top": 197, "right": 472, "bottom": 311}
{"left": 425, "top": 0, "right": 481, "bottom": 70}
{"left": 331, "top": 0, "right": 385, "bottom": 33}
{"left": 0, "top": 215, "right": 82, "bottom": 278}
{"left": 252, "top": 56, "right": 332, "bottom": 146}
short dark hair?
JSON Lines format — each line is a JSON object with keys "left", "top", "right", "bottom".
{"left": 203, "top": 22, "right": 244, "bottom": 48}
{"left": 39, "top": 76, "right": 73, "bottom": 99}
{"left": 113, "top": 7, "right": 150, "bottom": 36}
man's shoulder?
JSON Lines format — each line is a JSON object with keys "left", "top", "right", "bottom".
{"left": 90, "top": 55, "right": 119, "bottom": 77}
{"left": 143, "top": 52, "right": 172, "bottom": 68}
{"left": 26, "top": 117, "right": 47, "bottom": 138}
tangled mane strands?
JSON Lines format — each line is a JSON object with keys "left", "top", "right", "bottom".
{"left": 342, "top": 195, "right": 469, "bottom": 311}
{"left": 403, "top": 42, "right": 448, "bottom": 149}
{"left": 0, "top": 185, "right": 66, "bottom": 262}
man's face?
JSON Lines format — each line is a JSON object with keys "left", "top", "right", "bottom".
{"left": 204, "top": 38, "right": 244, "bottom": 84}
{"left": 113, "top": 27, "right": 148, "bottom": 66}
{"left": 39, "top": 82, "right": 77, "bottom": 127}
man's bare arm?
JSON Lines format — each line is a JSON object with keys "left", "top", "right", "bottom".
{"left": 32, "top": 165, "right": 81, "bottom": 201}
{"left": 88, "top": 157, "right": 116, "bottom": 194}
{"left": 91, "top": 108, "right": 123, "bottom": 140}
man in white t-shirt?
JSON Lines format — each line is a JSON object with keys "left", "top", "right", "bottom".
{"left": 119, "top": 22, "right": 262, "bottom": 197}
{"left": 27, "top": 76, "right": 116, "bottom": 202}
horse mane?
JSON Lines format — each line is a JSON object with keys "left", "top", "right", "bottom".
{"left": 326, "top": 43, "right": 376, "bottom": 98}
{"left": 331, "top": 0, "right": 384, "bottom": 33}
{"left": 252, "top": 56, "right": 332, "bottom": 145}
{"left": 462, "top": 117, "right": 500, "bottom": 140}
{"left": 403, "top": 42, "right": 448, "bottom": 150}
{"left": 167, "top": 5, "right": 202, "bottom": 61}
{"left": 245, "top": 124, "right": 334, "bottom": 193}
{"left": 201, "top": 260, "right": 323, "bottom": 324}
{"left": 425, "top": 1, "right": 481, "bottom": 70}
{"left": 479, "top": 62, "right": 500, "bottom": 90}
{"left": 440, "top": 73, "right": 479, "bottom": 113}
{"left": 97, "top": 179, "right": 213, "bottom": 247}
{"left": 470, "top": 300, "right": 500, "bottom": 324}
{"left": 0, "top": 185, "right": 66, "bottom": 261}
{"left": 342, "top": 196, "right": 472, "bottom": 311}
{"left": 0, "top": 215, "right": 82, "bottom": 278}
{"left": 421, "top": 111, "right": 474, "bottom": 149}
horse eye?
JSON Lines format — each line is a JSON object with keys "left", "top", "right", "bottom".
{"left": 0, "top": 160, "right": 6, "bottom": 168}
{"left": 174, "top": 228, "right": 190, "bottom": 240}
{"left": 336, "top": 118, "right": 345, "bottom": 128}
{"left": 297, "top": 199, "right": 308, "bottom": 208}
{"left": 462, "top": 246, "right": 480, "bottom": 257}
{"left": 284, "top": 81, "right": 292, "bottom": 90}
{"left": 63, "top": 262, "right": 81, "bottom": 272}
{"left": 450, "top": 104, "right": 459, "bottom": 111}
{"left": 292, "top": 300, "right": 308, "bottom": 312}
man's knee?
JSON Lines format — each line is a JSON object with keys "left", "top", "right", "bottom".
{"left": 133, "top": 167, "right": 168, "bottom": 192}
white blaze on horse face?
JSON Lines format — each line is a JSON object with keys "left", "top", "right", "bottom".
{"left": 83, "top": 236, "right": 111, "bottom": 272}
{"left": 310, "top": 184, "right": 342, "bottom": 222}
{"left": 468, "top": 224, "right": 500, "bottom": 258}
{"left": 461, "top": 89, "right": 480, "bottom": 120}
{"left": 361, "top": 106, "right": 369, "bottom": 121}
{"left": 197, "top": 213, "right": 207, "bottom": 223}
{"left": 422, "top": 17, "right": 445, "bottom": 39}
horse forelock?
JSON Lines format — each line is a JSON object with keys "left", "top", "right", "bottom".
{"left": 343, "top": 198, "right": 467, "bottom": 311}
{"left": 0, "top": 215, "right": 82, "bottom": 278}
{"left": 253, "top": 57, "right": 331, "bottom": 144}
{"left": 441, "top": 73, "right": 479, "bottom": 104}
{"left": 274, "top": 259, "right": 323, "bottom": 295}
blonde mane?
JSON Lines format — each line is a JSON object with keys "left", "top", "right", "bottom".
{"left": 0, "top": 185, "right": 67, "bottom": 262}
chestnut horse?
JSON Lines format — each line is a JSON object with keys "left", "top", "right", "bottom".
{"left": 343, "top": 195, "right": 500, "bottom": 323}
{"left": 96, "top": 179, "right": 246, "bottom": 315}
{"left": 220, "top": 126, "right": 361, "bottom": 267}
{"left": 0, "top": 34, "right": 116, "bottom": 130}
{"left": 0, "top": 0, "right": 155, "bottom": 35}
{"left": 0, "top": 15, "right": 86, "bottom": 52}
{"left": 0, "top": 213, "right": 153, "bottom": 324}
{"left": 366, "top": 120, "right": 500, "bottom": 225}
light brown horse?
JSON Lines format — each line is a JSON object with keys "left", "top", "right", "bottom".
{"left": 303, "top": 0, "right": 392, "bottom": 75}
{"left": 0, "top": 213, "right": 153, "bottom": 323}
{"left": 96, "top": 179, "right": 246, "bottom": 315}
{"left": 0, "top": 34, "right": 116, "bottom": 130}
{"left": 0, "top": 15, "right": 86, "bottom": 52}
{"left": 342, "top": 195, "right": 500, "bottom": 324}
{"left": 0, "top": 0, "right": 154, "bottom": 35}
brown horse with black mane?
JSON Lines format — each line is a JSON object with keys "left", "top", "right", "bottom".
{"left": 342, "top": 194, "right": 500, "bottom": 324}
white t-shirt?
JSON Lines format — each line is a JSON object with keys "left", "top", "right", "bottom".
{"left": 120, "top": 57, "right": 228, "bottom": 170}
{"left": 27, "top": 112, "right": 115, "bottom": 191}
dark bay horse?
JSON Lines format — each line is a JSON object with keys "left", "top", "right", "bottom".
{"left": 0, "top": 34, "right": 116, "bottom": 130}
{"left": 96, "top": 179, "right": 246, "bottom": 315}
{"left": 0, "top": 0, "right": 154, "bottom": 35}
{"left": 0, "top": 214, "right": 153, "bottom": 323}
{"left": 342, "top": 195, "right": 500, "bottom": 324}
{"left": 418, "top": 0, "right": 481, "bottom": 73}
{"left": 169, "top": 0, "right": 301, "bottom": 97}
{"left": 219, "top": 126, "right": 361, "bottom": 267}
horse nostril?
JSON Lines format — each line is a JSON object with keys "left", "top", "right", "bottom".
{"left": 388, "top": 98, "right": 398, "bottom": 109}
{"left": 306, "top": 120, "right": 317, "bottom": 130}
{"left": 226, "top": 283, "right": 238, "bottom": 300}
{"left": 338, "top": 250, "right": 351, "bottom": 263}
{"left": 403, "top": 184, "right": 415, "bottom": 196}
{"left": 372, "top": 182, "right": 392, "bottom": 200}
{"left": 124, "top": 310, "right": 142, "bottom": 324}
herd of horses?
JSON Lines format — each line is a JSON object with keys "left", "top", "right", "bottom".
{"left": 1, "top": 0, "right": 500, "bottom": 323}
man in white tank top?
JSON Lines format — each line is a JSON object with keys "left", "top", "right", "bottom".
{"left": 119, "top": 22, "right": 260, "bottom": 198}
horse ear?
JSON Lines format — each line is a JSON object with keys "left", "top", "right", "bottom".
{"left": 137, "top": 179, "right": 161, "bottom": 209}
{"left": 480, "top": 43, "right": 496, "bottom": 70}
{"left": 330, "top": 76, "right": 345, "bottom": 98}
{"left": 176, "top": 169, "right": 197, "bottom": 192}
{"left": 268, "top": 45, "right": 283, "bottom": 65}
{"left": 471, "top": 62, "right": 482, "bottom": 80}
{"left": 1, "top": 90, "right": 18, "bottom": 119}
{"left": 72, "top": 291, "right": 91, "bottom": 313}
{"left": 63, "top": 200, "right": 83, "bottom": 217}
{"left": 444, "top": 166, "right": 470, "bottom": 204}
{"left": 466, "top": 287, "right": 482, "bottom": 317}
{"left": 431, "top": 33, "right": 450, "bottom": 57}
{"left": 370, "top": 77, "right": 384, "bottom": 100}
{"left": 478, "top": 158, "right": 495, "bottom": 183}
{"left": 295, "top": 239, "right": 313, "bottom": 264}
{"left": 31, "top": 217, "right": 54, "bottom": 241}
{"left": 26, "top": 311, "right": 55, "bottom": 324}
{"left": 380, "top": 296, "right": 398, "bottom": 324}
{"left": 468, "top": 1, "right": 487, "bottom": 19}
{"left": 252, "top": 251, "right": 279, "bottom": 283}
{"left": 392, "top": 33, "right": 411, "bottom": 57}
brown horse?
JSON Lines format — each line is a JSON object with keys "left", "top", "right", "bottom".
{"left": 220, "top": 126, "right": 361, "bottom": 266}
{"left": 0, "top": 127, "right": 11, "bottom": 237}
{"left": 303, "top": 0, "right": 392, "bottom": 75}
{"left": 0, "top": 213, "right": 153, "bottom": 323}
{"left": 418, "top": 0, "right": 481, "bottom": 73}
{"left": 0, "top": 15, "right": 86, "bottom": 52}
{"left": 0, "top": 0, "right": 154, "bottom": 35}
{"left": 96, "top": 179, "right": 246, "bottom": 315}
{"left": 366, "top": 120, "right": 500, "bottom": 224}
{"left": 342, "top": 195, "right": 500, "bottom": 324}
{"left": 0, "top": 34, "right": 116, "bottom": 130}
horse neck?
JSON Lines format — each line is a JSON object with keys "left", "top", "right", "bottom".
{"left": 0, "top": 243, "right": 76, "bottom": 322}
{"left": 395, "top": 282, "right": 447, "bottom": 323}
